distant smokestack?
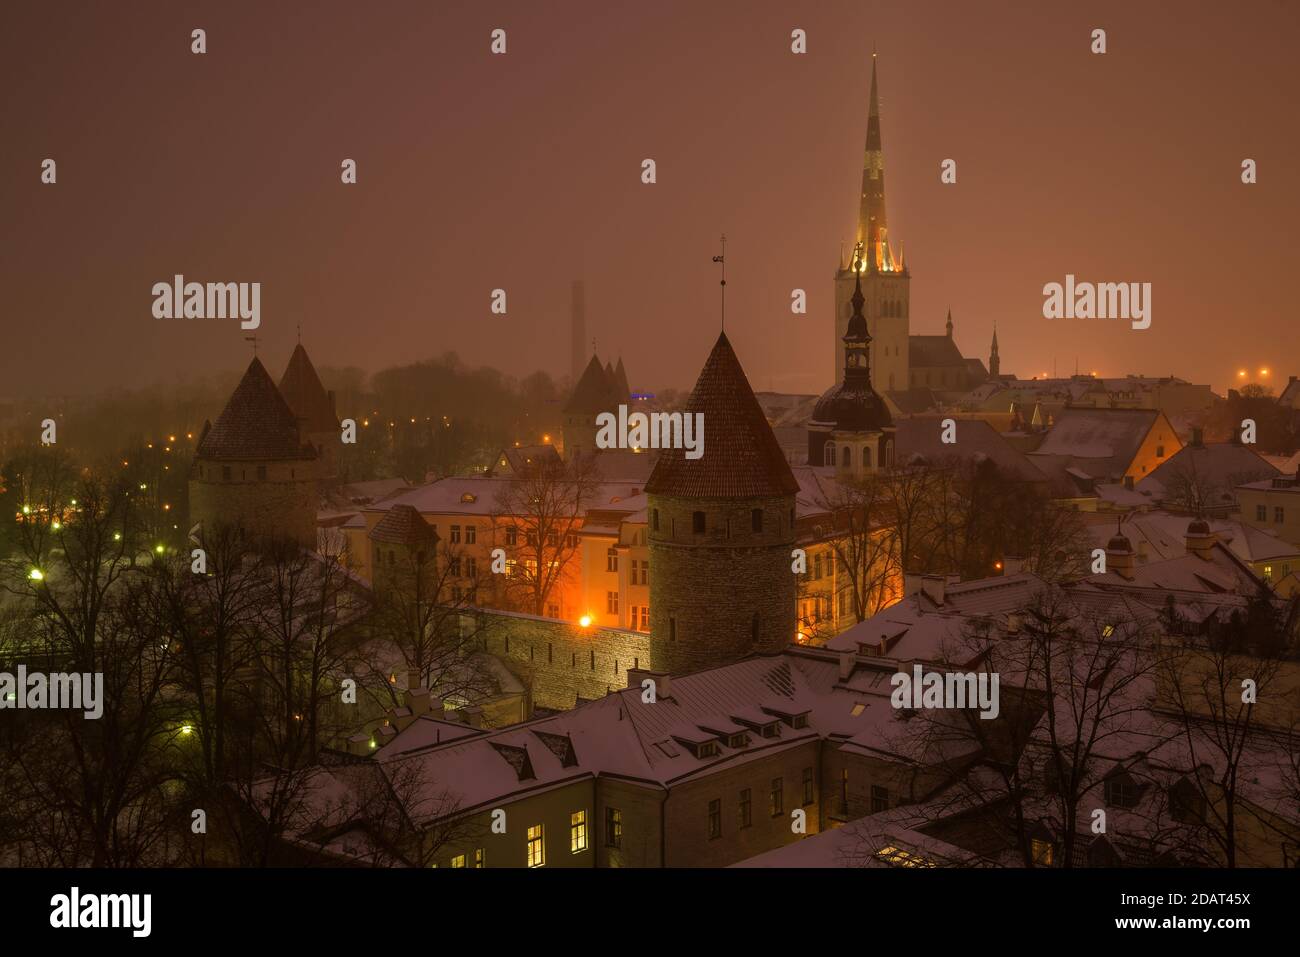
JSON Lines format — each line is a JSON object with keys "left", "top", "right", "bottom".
{"left": 570, "top": 280, "right": 586, "bottom": 385}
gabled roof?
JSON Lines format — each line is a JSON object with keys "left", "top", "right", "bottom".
{"left": 1029, "top": 408, "right": 1166, "bottom": 481}
{"left": 1136, "top": 442, "right": 1280, "bottom": 504}
{"left": 195, "top": 357, "right": 316, "bottom": 461}
{"left": 645, "top": 332, "right": 799, "bottom": 498}
{"left": 909, "top": 335, "right": 968, "bottom": 369}
{"left": 894, "top": 417, "right": 1048, "bottom": 484}
{"left": 278, "top": 344, "right": 339, "bottom": 434}
{"left": 564, "top": 354, "right": 621, "bottom": 415}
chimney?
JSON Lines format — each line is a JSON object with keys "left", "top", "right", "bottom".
{"left": 1123, "top": 475, "right": 1134, "bottom": 490}
{"left": 404, "top": 682, "right": 431, "bottom": 716}
{"left": 462, "top": 705, "right": 485, "bottom": 729}
{"left": 1106, "top": 534, "right": 1135, "bottom": 579}
{"left": 637, "top": 671, "right": 673, "bottom": 700}
{"left": 1002, "top": 556, "right": 1024, "bottom": 576}
{"left": 1005, "top": 613, "right": 1021, "bottom": 636}
{"left": 1185, "top": 519, "right": 1216, "bottom": 561}
{"left": 920, "top": 574, "right": 946, "bottom": 605}
{"left": 1190, "top": 426, "right": 1204, "bottom": 448}
{"left": 903, "top": 573, "right": 923, "bottom": 596}
{"left": 838, "top": 651, "right": 855, "bottom": 681}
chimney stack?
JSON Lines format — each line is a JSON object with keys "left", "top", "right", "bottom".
{"left": 1190, "top": 426, "right": 1204, "bottom": 448}
{"left": 1106, "top": 533, "right": 1135, "bottom": 579}
{"left": 1002, "top": 556, "right": 1024, "bottom": 576}
{"left": 838, "top": 651, "right": 855, "bottom": 681}
{"left": 920, "top": 574, "right": 946, "bottom": 605}
{"left": 1185, "top": 519, "right": 1216, "bottom": 561}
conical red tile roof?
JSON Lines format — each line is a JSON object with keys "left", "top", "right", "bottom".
{"left": 646, "top": 332, "right": 798, "bottom": 498}
{"left": 196, "top": 357, "right": 315, "bottom": 461}
{"left": 278, "top": 344, "right": 339, "bottom": 434}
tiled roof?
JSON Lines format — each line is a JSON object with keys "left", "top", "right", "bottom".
{"left": 1029, "top": 408, "right": 1164, "bottom": 481}
{"left": 894, "top": 417, "right": 1048, "bottom": 484}
{"left": 195, "top": 357, "right": 316, "bottom": 462}
{"left": 278, "top": 344, "right": 339, "bottom": 434}
{"left": 645, "top": 332, "right": 799, "bottom": 498}
{"left": 1136, "top": 442, "right": 1279, "bottom": 503}
{"left": 368, "top": 504, "right": 438, "bottom": 547}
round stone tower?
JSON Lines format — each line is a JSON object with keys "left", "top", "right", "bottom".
{"left": 189, "top": 357, "right": 319, "bottom": 549}
{"left": 645, "top": 331, "right": 799, "bottom": 674}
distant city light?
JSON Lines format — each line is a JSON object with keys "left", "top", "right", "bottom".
{"left": 51, "top": 521, "right": 61, "bottom": 530}
{"left": 1260, "top": 368, "right": 1270, "bottom": 377}
{"left": 21, "top": 505, "right": 29, "bottom": 515}
{"left": 113, "top": 532, "right": 122, "bottom": 541}
{"left": 1238, "top": 370, "right": 1247, "bottom": 378}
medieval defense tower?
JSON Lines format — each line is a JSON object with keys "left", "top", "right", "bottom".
{"left": 645, "top": 332, "right": 799, "bottom": 674}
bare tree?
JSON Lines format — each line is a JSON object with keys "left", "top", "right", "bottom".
{"left": 492, "top": 452, "right": 602, "bottom": 617}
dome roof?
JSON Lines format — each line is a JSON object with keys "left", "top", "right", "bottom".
{"left": 810, "top": 380, "right": 893, "bottom": 433}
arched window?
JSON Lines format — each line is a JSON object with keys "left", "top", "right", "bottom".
{"left": 862, "top": 446, "right": 873, "bottom": 468}
{"left": 824, "top": 442, "right": 836, "bottom": 467}
{"left": 841, "top": 446, "right": 852, "bottom": 468}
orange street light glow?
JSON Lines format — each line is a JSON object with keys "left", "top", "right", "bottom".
{"left": 579, "top": 615, "right": 592, "bottom": 628}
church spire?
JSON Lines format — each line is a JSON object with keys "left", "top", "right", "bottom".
{"left": 989, "top": 322, "right": 1001, "bottom": 379}
{"left": 945, "top": 307, "right": 953, "bottom": 338}
{"left": 856, "top": 51, "right": 893, "bottom": 273}
{"left": 843, "top": 249, "right": 872, "bottom": 384}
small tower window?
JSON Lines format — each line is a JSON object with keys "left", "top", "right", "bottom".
{"left": 841, "top": 447, "right": 852, "bottom": 468}
{"left": 862, "top": 446, "right": 872, "bottom": 468}
{"left": 824, "top": 443, "right": 836, "bottom": 467}
{"left": 669, "top": 617, "right": 677, "bottom": 641}
{"left": 692, "top": 511, "right": 705, "bottom": 534}
{"left": 256, "top": 465, "right": 267, "bottom": 480}
{"left": 751, "top": 509, "right": 763, "bottom": 533}
{"left": 652, "top": 509, "right": 659, "bottom": 531}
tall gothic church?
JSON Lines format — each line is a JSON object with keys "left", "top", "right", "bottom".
{"left": 833, "top": 54, "right": 909, "bottom": 393}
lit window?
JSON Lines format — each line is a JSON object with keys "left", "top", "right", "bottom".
{"left": 527, "top": 824, "right": 545, "bottom": 867}
{"left": 474, "top": 848, "right": 485, "bottom": 868}
{"left": 607, "top": 547, "right": 619, "bottom": 572}
{"left": 570, "top": 810, "right": 588, "bottom": 853}
{"left": 1031, "top": 838, "right": 1054, "bottom": 866}
{"left": 607, "top": 591, "right": 619, "bottom": 614}
{"left": 450, "top": 854, "right": 466, "bottom": 868}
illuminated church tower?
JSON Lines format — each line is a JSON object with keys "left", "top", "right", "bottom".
{"left": 834, "top": 53, "right": 909, "bottom": 393}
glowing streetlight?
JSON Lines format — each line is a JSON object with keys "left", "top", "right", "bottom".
{"left": 28, "top": 568, "right": 44, "bottom": 581}
{"left": 579, "top": 615, "right": 592, "bottom": 628}
{"left": 155, "top": 544, "right": 165, "bottom": 554}
{"left": 180, "top": 725, "right": 193, "bottom": 736}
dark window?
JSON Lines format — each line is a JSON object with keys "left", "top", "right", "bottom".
{"left": 870, "top": 785, "right": 889, "bottom": 813}
{"left": 751, "top": 508, "right": 763, "bottom": 533}
{"left": 708, "top": 799, "right": 721, "bottom": 839}
{"left": 1104, "top": 777, "right": 1139, "bottom": 808}
{"left": 669, "top": 617, "right": 676, "bottom": 641}
{"left": 505, "top": 526, "right": 517, "bottom": 546}
{"left": 465, "top": 526, "right": 476, "bottom": 545}
{"left": 256, "top": 465, "right": 267, "bottom": 480}
{"left": 769, "top": 778, "right": 784, "bottom": 817}
{"left": 652, "top": 509, "right": 659, "bottom": 531}
{"left": 739, "top": 788, "right": 752, "bottom": 828}
{"left": 840, "top": 769, "right": 849, "bottom": 811}
{"left": 1257, "top": 505, "right": 1267, "bottom": 522}
{"left": 222, "top": 466, "right": 231, "bottom": 481}
{"left": 692, "top": 511, "right": 706, "bottom": 534}
{"left": 605, "top": 807, "right": 622, "bottom": 848}
{"left": 450, "top": 524, "right": 461, "bottom": 543}
{"left": 1276, "top": 507, "right": 1286, "bottom": 523}
{"left": 802, "top": 767, "right": 814, "bottom": 806}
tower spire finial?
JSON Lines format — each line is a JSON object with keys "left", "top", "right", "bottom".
{"left": 712, "top": 233, "right": 727, "bottom": 332}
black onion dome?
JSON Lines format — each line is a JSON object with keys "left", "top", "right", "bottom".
{"left": 811, "top": 381, "right": 893, "bottom": 432}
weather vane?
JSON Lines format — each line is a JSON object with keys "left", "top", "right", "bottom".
{"left": 712, "top": 233, "right": 727, "bottom": 331}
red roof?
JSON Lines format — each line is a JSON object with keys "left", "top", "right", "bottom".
{"left": 369, "top": 504, "right": 437, "bottom": 547}
{"left": 646, "top": 332, "right": 799, "bottom": 498}
{"left": 195, "top": 357, "right": 316, "bottom": 462}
